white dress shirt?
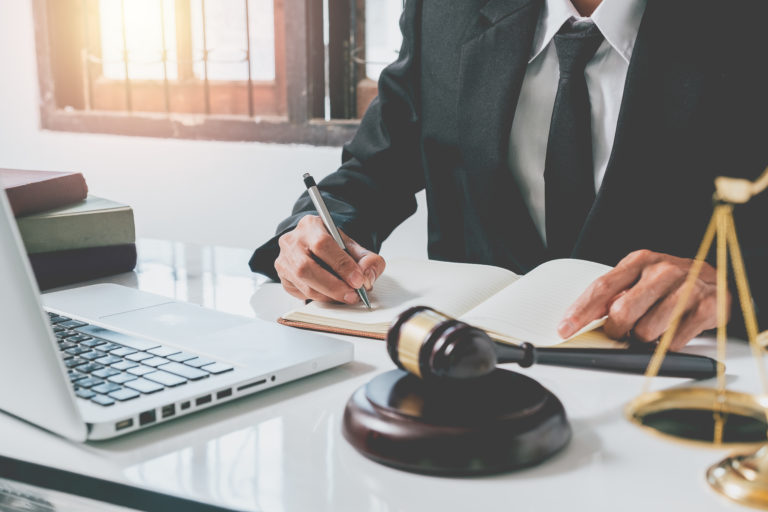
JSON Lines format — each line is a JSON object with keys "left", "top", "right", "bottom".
{"left": 507, "top": 0, "right": 647, "bottom": 245}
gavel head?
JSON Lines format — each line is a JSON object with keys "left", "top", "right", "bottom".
{"left": 386, "top": 306, "right": 498, "bottom": 380}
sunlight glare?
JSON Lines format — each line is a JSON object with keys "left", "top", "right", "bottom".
{"left": 100, "top": 0, "right": 177, "bottom": 80}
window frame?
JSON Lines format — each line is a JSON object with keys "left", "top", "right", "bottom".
{"left": 32, "top": 0, "right": 361, "bottom": 146}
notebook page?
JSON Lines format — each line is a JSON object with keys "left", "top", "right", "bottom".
{"left": 285, "top": 258, "right": 519, "bottom": 327}
{"left": 461, "top": 259, "right": 612, "bottom": 347}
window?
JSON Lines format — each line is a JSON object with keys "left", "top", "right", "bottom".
{"left": 357, "top": 0, "right": 403, "bottom": 117}
{"left": 33, "top": 0, "right": 404, "bottom": 145}
{"left": 88, "top": 0, "right": 282, "bottom": 116}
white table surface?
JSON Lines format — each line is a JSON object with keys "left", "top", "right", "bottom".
{"left": 3, "top": 239, "right": 764, "bottom": 512}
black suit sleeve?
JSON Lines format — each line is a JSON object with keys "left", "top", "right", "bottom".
{"left": 249, "top": 0, "right": 425, "bottom": 280}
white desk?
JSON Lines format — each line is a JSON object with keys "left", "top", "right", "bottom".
{"left": 1, "top": 239, "right": 761, "bottom": 511}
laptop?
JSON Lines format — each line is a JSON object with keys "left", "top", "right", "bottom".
{"left": 0, "top": 190, "right": 353, "bottom": 441}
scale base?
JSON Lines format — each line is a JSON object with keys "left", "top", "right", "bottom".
{"left": 342, "top": 369, "right": 571, "bottom": 475}
{"left": 708, "top": 445, "right": 768, "bottom": 509}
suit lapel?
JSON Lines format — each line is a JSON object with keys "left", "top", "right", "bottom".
{"left": 457, "top": 0, "right": 546, "bottom": 272}
{"left": 573, "top": 0, "right": 710, "bottom": 263}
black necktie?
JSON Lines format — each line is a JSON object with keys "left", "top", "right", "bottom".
{"left": 544, "top": 19, "right": 604, "bottom": 258}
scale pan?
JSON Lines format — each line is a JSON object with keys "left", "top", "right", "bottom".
{"left": 626, "top": 387, "right": 768, "bottom": 447}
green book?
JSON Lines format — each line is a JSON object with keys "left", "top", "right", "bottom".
{"left": 15, "top": 196, "right": 136, "bottom": 254}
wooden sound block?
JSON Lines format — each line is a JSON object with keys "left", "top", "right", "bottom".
{"left": 342, "top": 369, "right": 571, "bottom": 475}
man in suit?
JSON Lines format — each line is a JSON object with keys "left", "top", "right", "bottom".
{"left": 250, "top": 0, "right": 768, "bottom": 349}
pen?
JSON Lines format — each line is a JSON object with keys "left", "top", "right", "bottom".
{"left": 303, "top": 173, "right": 372, "bottom": 309}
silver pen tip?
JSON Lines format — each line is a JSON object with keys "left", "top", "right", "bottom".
{"left": 358, "top": 288, "right": 372, "bottom": 309}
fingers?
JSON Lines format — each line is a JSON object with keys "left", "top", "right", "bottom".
{"left": 668, "top": 307, "right": 713, "bottom": 352}
{"left": 559, "top": 249, "right": 660, "bottom": 338}
{"left": 669, "top": 291, "right": 721, "bottom": 351}
{"left": 276, "top": 251, "right": 355, "bottom": 304}
{"left": 602, "top": 260, "right": 687, "bottom": 339}
{"left": 630, "top": 286, "right": 686, "bottom": 343}
{"left": 274, "top": 215, "right": 385, "bottom": 303}
{"left": 280, "top": 276, "right": 333, "bottom": 303}
{"left": 343, "top": 233, "right": 386, "bottom": 289}
{"left": 630, "top": 279, "right": 706, "bottom": 343}
{"left": 627, "top": 269, "right": 721, "bottom": 349}
{"left": 305, "top": 223, "right": 364, "bottom": 289}
{"left": 558, "top": 249, "right": 724, "bottom": 351}
{"left": 290, "top": 250, "right": 362, "bottom": 303}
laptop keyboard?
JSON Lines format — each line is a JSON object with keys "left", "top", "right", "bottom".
{"left": 47, "top": 312, "right": 234, "bottom": 407}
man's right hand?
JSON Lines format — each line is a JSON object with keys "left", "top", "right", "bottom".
{"left": 274, "top": 215, "right": 386, "bottom": 304}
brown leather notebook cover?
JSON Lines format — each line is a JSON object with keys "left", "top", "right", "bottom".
{"left": 277, "top": 317, "right": 386, "bottom": 340}
{"left": 0, "top": 169, "right": 88, "bottom": 216}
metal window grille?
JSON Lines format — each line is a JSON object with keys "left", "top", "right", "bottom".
{"left": 80, "top": 0, "right": 274, "bottom": 116}
{"left": 33, "top": 0, "right": 404, "bottom": 145}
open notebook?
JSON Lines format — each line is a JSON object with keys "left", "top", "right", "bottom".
{"left": 278, "top": 258, "right": 627, "bottom": 349}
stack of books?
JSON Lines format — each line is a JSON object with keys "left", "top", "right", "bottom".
{"left": 0, "top": 169, "right": 137, "bottom": 290}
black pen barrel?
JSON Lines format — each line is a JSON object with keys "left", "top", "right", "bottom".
{"left": 531, "top": 348, "right": 717, "bottom": 380}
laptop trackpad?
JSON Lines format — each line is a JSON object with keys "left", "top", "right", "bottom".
{"left": 100, "top": 302, "right": 252, "bottom": 343}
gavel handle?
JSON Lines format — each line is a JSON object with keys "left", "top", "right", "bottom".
{"left": 495, "top": 342, "right": 718, "bottom": 380}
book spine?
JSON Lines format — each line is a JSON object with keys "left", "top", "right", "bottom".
{"left": 5, "top": 173, "right": 88, "bottom": 216}
{"left": 16, "top": 207, "right": 136, "bottom": 254}
{"left": 27, "top": 244, "right": 137, "bottom": 291}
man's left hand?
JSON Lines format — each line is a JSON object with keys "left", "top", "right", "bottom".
{"left": 557, "top": 250, "right": 730, "bottom": 350}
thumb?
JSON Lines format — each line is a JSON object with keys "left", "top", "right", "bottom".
{"left": 341, "top": 232, "right": 386, "bottom": 289}
{"left": 357, "top": 252, "right": 386, "bottom": 290}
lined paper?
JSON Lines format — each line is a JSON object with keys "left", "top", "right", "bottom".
{"left": 285, "top": 258, "right": 518, "bottom": 331}
{"left": 283, "top": 258, "right": 618, "bottom": 347}
{"left": 462, "top": 259, "right": 612, "bottom": 346}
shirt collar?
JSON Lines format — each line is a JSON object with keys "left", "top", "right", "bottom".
{"left": 528, "top": 0, "right": 647, "bottom": 64}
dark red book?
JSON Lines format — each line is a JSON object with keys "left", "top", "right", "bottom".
{"left": 27, "top": 244, "right": 137, "bottom": 291}
{"left": 0, "top": 169, "right": 88, "bottom": 216}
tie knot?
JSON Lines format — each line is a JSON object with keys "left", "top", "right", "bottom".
{"left": 553, "top": 18, "right": 604, "bottom": 76}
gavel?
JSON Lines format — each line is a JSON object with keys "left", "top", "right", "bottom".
{"left": 386, "top": 306, "right": 718, "bottom": 380}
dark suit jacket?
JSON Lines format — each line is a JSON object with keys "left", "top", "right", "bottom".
{"left": 251, "top": 0, "right": 768, "bottom": 327}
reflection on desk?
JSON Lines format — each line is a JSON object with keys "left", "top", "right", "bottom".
{"left": 0, "top": 456, "right": 236, "bottom": 512}
{"left": 0, "top": 239, "right": 755, "bottom": 511}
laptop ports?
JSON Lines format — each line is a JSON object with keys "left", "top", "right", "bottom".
{"left": 161, "top": 404, "right": 175, "bottom": 418}
{"left": 216, "top": 388, "right": 232, "bottom": 400}
{"left": 237, "top": 379, "right": 266, "bottom": 392}
{"left": 195, "top": 394, "right": 212, "bottom": 406}
{"left": 115, "top": 418, "right": 133, "bottom": 431}
{"left": 139, "top": 410, "right": 156, "bottom": 426}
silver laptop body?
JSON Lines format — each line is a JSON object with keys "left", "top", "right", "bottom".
{"left": 0, "top": 190, "right": 353, "bottom": 441}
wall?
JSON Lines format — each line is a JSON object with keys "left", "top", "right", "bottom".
{"left": 0, "top": 0, "right": 426, "bottom": 265}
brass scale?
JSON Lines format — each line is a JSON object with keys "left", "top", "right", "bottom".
{"left": 625, "top": 167, "right": 768, "bottom": 508}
